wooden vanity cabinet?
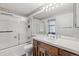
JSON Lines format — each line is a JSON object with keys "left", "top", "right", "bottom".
{"left": 38, "top": 41, "right": 59, "bottom": 56}
{"left": 38, "top": 41, "right": 48, "bottom": 56}
{"left": 33, "top": 39, "right": 78, "bottom": 56}
{"left": 59, "top": 49, "right": 77, "bottom": 56}
{"left": 33, "top": 39, "right": 59, "bottom": 56}
{"left": 33, "top": 39, "right": 38, "bottom": 56}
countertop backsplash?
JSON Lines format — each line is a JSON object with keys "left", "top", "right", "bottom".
{"left": 57, "top": 28, "right": 79, "bottom": 41}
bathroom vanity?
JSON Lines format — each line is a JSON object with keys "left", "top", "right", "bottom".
{"left": 33, "top": 35, "right": 79, "bottom": 56}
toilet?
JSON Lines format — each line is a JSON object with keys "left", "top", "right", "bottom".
{"left": 24, "top": 44, "right": 32, "bottom": 56}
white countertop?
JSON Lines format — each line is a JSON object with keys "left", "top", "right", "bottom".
{"left": 32, "top": 35, "right": 79, "bottom": 55}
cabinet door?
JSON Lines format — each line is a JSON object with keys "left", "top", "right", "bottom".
{"left": 37, "top": 41, "right": 48, "bottom": 56}
{"left": 38, "top": 47, "right": 47, "bottom": 56}
{"left": 47, "top": 46, "right": 59, "bottom": 56}
{"left": 33, "top": 46, "right": 38, "bottom": 56}
{"left": 37, "top": 41, "right": 58, "bottom": 56}
{"left": 56, "top": 13, "right": 73, "bottom": 28}
{"left": 37, "top": 41, "right": 49, "bottom": 56}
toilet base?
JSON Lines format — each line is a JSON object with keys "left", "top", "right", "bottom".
{"left": 24, "top": 44, "right": 32, "bottom": 56}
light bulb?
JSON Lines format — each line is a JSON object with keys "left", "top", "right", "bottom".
{"left": 53, "top": 3, "right": 57, "bottom": 5}
{"left": 42, "top": 7, "right": 45, "bottom": 11}
{"left": 60, "top": 3, "right": 64, "bottom": 5}
{"left": 46, "top": 5, "right": 49, "bottom": 9}
{"left": 45, "top": 8, "right": 48, "bottom": 12}
{"left": 49, "top": 4, "right": 53, "bottom": 7}
{"left": 52, "top": 7, "right": 54, "bottom": 9}
{"left": 55, "top": 3, "right": 61, "bottom": 7}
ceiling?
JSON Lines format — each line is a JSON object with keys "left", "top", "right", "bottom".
{"left": 0, "top": 3, "right": 73, "bottom": 19}
{"left": 33, "top": 3, "right": 73, "bottom": 19}
{"left": 0, "top": 3, "right": 44, "bottom": 16}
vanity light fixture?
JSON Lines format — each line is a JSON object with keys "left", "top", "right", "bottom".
{"left": 41, "top": 3, "right": 64, "bottom": 12}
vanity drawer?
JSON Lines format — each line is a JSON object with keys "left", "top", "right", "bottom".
{"left": 48, "top": 45, "right": 59, "bottom": 56}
